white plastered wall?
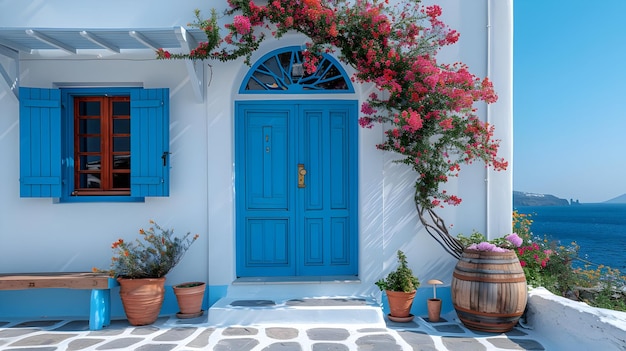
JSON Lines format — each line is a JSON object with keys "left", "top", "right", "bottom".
{"left": 0, "top": 0, "right": 512, "bottom": 302}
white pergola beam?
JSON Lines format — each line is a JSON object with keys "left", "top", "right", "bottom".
{"left": 129, "top": 31, "right": 160, "bottom": 50}
{"left": 26, "top": 29, "right": 76, "bottom": 54}
{"left": 174, "top": 26, "right": 203, "bottom": 103}
{"left": 0, "top": 44, "right": 19, "bottom": 99}
{"left": 0, "top": 38, "right": 31, "bottom": 54}
{"left": 80, "top": 31, "right": 120, "bottom": 53}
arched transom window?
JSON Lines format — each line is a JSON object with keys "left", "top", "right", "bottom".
{"left": 240, "top": 46, "right": 354, "bottom": 94}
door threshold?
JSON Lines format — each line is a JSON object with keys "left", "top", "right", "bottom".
{"left": 233, "top": 275, "right": 361, "bottom": 285}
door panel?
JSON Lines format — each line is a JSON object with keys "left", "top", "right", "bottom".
{"left": 236, "top": 101, "right": 357, "bottom": 277}
{"left": 247, "top": 219, "right": 289, "bottom": 266}
{"left": 298, "top": 104, "right": 356, "bottom": 275}
{"left": 245, "top": 111, "right": 289, "bottom": 210}
{"left": 236, "top": 105, "right": 295, "bottom": 276}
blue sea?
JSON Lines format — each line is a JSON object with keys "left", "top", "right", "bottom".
{"left": 515, "top": 204, "right": 626, "bottom": 271}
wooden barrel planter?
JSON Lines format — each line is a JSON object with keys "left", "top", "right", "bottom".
{"left": 451, "top": 249, "right": 527, "bottom": 333}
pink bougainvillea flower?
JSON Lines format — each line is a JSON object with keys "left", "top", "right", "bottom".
{"left": 439, "top": 118, "right": 453, "bottom": 130}
{"left": 233, "top": 15, "right": 251, "bottom": 35}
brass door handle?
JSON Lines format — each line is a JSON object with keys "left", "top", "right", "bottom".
{"left": 298, "top": 164, "right": 307, "bottom": 188}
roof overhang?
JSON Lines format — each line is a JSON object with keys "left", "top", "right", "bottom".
{"left": 0, "top": 27, "right": 207, "bottom": 102}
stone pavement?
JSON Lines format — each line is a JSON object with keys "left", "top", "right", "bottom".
{"left": 0, "top": 312, "right": 550, "bottom": 351}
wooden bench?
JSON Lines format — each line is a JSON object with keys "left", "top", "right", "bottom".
{"left": 0, "top": 272, "right": 119, "bottom": 330}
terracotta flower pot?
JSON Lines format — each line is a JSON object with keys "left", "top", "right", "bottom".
{"left": 117, "top": 277, "right": 165, "bottom": 326}
{"left": 173, "top": 281, "right": 206, "bottom": 317}
{"left": 427, "top": 298, "right": 442, "bottom": 322}
{"left": 386, "top": 290, "right": 416, "bottom": 321}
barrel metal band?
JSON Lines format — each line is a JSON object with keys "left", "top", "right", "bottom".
{"left": 454, "top": 265, "right": 526, "bottom": 276}
{"left": 453, "top": 304, "right": 525, "bottom": 318}
{"left": 452, "top": 271, "right": 527, "bottom": 283}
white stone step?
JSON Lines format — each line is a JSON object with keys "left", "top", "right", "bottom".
{"left": 207, "top": 296, "right": 385, "bottom": 327}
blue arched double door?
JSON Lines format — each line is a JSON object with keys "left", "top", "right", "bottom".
{"left": 235, "top": 47, "right": 358, "bottom": 277}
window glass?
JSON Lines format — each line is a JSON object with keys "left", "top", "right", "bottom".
{"left": 113, "top": 119, "right": 130, "bottom": 134}
{"left": 79, "top": 173, "right": 101, "bottom": 189}
{"left": 79, "top": 119, "right": 100, "bottom": 134}
{"left": 79, "top": 101, "right": 100, "bottom": 116}
{"left": 112, "top": 173, "right": 130, "bottom": 188}
{"left": 113, "top": 137, "right": 130, "bottom": 152}
{"left": 79, "top": 137, "right": 100, "bottom": 152}
{"left": 80, "top": 155, "right": 101, "bottom": 170}
{"left": 113, "top": 155, "right": 130, "bottom": 170}
{"left": 112, "top": 101, "right": 130, "bottom": 116}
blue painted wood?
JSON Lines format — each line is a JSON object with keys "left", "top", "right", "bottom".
{"left": 236, "top": 101, "right": 358, "bottom": 277}
{"left": 236, "top": 104, "right": 295, "bottom": 276}
{"left": 130, "top": 88, "right": 170, "bottom": 197}
{"left": 239, "top": 46, "right": 354, "bottom": 94}
{"left": 19, "top": 87, "right": 62, "bottom": 197}
{"left": 298, "top": 103, "right": 357, "bottom": 276}
{"left": 90, "top": 288, "right": 110, "bottom": 330}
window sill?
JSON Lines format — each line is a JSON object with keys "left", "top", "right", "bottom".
{"left": 58, "top": 196, "right": 145, "bottom": 203}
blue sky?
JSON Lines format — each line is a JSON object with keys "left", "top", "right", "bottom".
{"left": 513, "top": 0, "right": 626, "bottom": 203}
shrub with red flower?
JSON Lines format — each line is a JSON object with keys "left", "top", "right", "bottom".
{"left": 512, "top": 211, "right": 574, "bottom": 289}
{"left": 157, "top": 0, "right": 508, "bottom": 258}
{"left": 516, "top": 242, "right": 553, "bottom": 285}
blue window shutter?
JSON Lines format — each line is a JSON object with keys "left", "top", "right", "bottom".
{"left": 19, "top": 87, "right": 62, "bottom": 197}
{"left": 130, "top": 88, "right": 170, "bottom": 197}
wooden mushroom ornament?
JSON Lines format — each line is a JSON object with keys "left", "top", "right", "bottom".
{"left": 427, "top": 279, "right": 443, "bottom": 322}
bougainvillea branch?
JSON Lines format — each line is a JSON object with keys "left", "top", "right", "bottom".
{"left": 157, "top": 0, "right": 508, "bottom": 258}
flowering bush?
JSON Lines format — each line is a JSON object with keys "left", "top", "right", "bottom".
{"left": 158, "top": 0, "right": 508, "bottom": 258}
{"left": 511, "top": 211, "right": 567, "bottom": 289}
{"left": 512, "top": 211, "right": 626, "bottom": 311}
{"left": 101, "top": 220, "right": 199, "bottom": 279}
{"left": 456, "top": 231, "right": 523, "bottom": 253}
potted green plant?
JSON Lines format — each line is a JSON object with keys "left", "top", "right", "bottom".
{"left": 173, "top": 281, "right": 206, "bottom": 318}
{"left": 105, "top": 220, "right": 199, "bottom": 326}
{"left": 375, "top": 250, "right": 420, "bottom": 322}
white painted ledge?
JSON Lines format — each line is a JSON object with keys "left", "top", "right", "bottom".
{"left": 526, "top": 287, "right": 626, "bottom": 350}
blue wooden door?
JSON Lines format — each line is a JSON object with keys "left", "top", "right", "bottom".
{"left": 236, "top": 100, "right": 358, "bottom": 277}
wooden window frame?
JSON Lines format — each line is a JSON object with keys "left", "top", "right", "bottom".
{"left": 72, "top": 96, "right": 131, "bottom": 196}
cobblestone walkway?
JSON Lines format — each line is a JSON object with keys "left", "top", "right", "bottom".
{"left": 0, "top": 314, "right": 548, "bottom": 350}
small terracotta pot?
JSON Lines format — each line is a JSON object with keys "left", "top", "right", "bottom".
{"left": 173, "top": 281, "right": 206, "bottom": 315}
{"left": 385, "top": 290, "right": 416, "bottom": 318}
{"left": 427, "top": 298, "right": 442, "bottom": 322}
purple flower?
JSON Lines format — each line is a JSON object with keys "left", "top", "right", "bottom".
{"left": 505, "top": 233, "right": 523, "bottom": 247}
{"left": 467, "top": 242, "right": 508, "bottom": 252}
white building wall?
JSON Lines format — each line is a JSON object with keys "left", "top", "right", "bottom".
{"left": 0, "top": 0, "right": 513, "bottom": 318}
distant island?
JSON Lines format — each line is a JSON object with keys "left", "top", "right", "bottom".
{"left": 513, "top": 191, "right": 626, "bottom": 206}
{"left": 605, "top": 193, "right": 626, "bottom": 204}
{"left": 513, "top": 191, "right": 570, "bottom": 206}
